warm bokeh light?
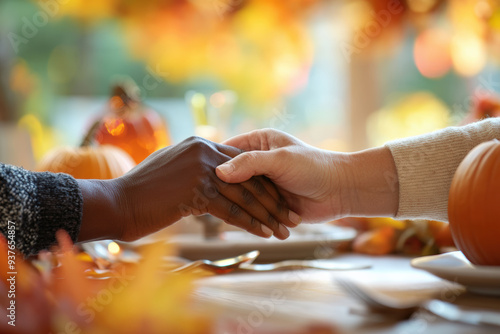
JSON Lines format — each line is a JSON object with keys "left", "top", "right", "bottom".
{"left": 407, "top": 0, "right": 438, "bottom": 13}
{"left": 367, "top": 92, "right": 451, "bottom": 147}
{"left": 107, "top": 241, "right": 121, "bottom": 255}
{"left": 104, "top": 118, "right": 126, "bottom": 136}
{"left": 55, "top": 0, "right": 117, "bottom": 22}
{"left": 450, "top": 32, "right": 487, "bottom": 76}
{"left": 2, "top": 0, "right": 497, "bottom": 163}
{"left": 111, "top": 0, "right": 315, "bottom": 104}
{"left": 341, "top": 0, "right": 373, "bottom": 31}
{"left": 448, "top": 0, "right": 485, "bottom": 34}
{"left": 17, "top": 114, "right": 58, "bottom": 161}
{"left": 195, "top": 125, "right": 221, "bottom": 142}
{"left": 318, "top": 138, "right": 348, "bottom": 152}
{"left": 191, "top": 93, "right": 207, "bottom": 110}
{"left": 475, "top": 0, "right": 493, "bottom": 19}
{"left": 414, "top": 29, "right": 452, "bottom": 78}
{"left": 190, "top": 93, "right": 208, "bottom": 125}
{"left": 210, "top": 92, "right": 226, "bottom": 108}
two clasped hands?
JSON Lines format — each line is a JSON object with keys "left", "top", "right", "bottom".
{"left": 76, "top": 129, "right": 399, "bottom": 243}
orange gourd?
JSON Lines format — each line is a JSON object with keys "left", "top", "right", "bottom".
{"left": 37, "top": 145, "right": 135, "bottom": 179}
{"left": 37, "top": 122, "right": 136, "bottom": 179}
{"left": 352, "top": 226, "right": 396, "bottom": 255}
{"left": 94, "top": 83, "right": 170, "bottom": 163}
{"left": 448, "top": 140, "right": 500, "bottom": 265}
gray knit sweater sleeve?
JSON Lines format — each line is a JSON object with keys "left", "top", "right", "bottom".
{"left": 0, "top": 164, "right": 83, "bottom": 256}
{"left": 385, "top": 118, "right": 500, "bottom": 222}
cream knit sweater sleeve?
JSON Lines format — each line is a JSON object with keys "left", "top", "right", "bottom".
{"left": 385, "top": 118, "right": 500, "bottom": 222}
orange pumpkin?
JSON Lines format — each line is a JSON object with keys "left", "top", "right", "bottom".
{"left": 37, "top": 145, "right": 136, "bottom": 179}
{"left": 352, "top": 226, "right": 396, "bottom": 255}
{"left": 433, "top": 223, "right": 455, "bottom": 249}
{"left": 94, "top": 84, "right": 170, "bottom": 163}
{"left": 448, "top": 140, "right": 500, "bottom": 265}
{"left": 462, "top": 96, "right": 500, "bottom": 125}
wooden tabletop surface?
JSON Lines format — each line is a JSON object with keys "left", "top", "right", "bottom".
{"left": 192, "top": 253, "right": 500, "bottom": 334}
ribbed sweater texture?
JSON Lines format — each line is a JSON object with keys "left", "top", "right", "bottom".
{"left": 385, "top": 118, "right": 500, "bottom": 222}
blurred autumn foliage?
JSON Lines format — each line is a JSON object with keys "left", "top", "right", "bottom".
{"left": 0, "top": 232, "right": 212, "bottom": 334}
{"left": 49, "top": 0, "right": 500, "bottom": 88}
{"left": 0, "top": 231, "right": 339, "bottom": 334}
{"left": 0, "top": 0, "right": 497, "bottom": 126}
{"left": 49, "top": 0, "right": 317, "bottom": 104}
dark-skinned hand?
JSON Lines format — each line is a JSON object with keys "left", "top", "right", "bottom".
{"left": 76, "top": 136, "right": 301, "bottom": 243}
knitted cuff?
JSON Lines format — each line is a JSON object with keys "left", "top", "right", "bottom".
{"left": 385, "top": 118, "right": 500, "bottom": 222}
{"left": 33, "top": 172, "right": 83, "bottom": 254}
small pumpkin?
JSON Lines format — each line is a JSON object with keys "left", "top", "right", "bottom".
{"left": 448, "top": 140, "right": 500, "bottom": 266}
{"left": 352, "top": 226, "right": 396, "bottom": 256}
{"left": 94, "top": 82, "right": 170, "bottom": 164}
{"left": 37, "top": 145, "right": 135, "bottom": 179}
{"left": 37, "top": 122, "right": 136, "bottom": 179}
{"left": 433, "top": 223, "right": 454, "bottom": 249}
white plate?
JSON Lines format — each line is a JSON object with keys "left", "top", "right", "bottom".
{"left": 411, "top": 251, "right": 500, "bottom": 296}
{"left": 167, "top": 224, "right": 356, "bottom": 262}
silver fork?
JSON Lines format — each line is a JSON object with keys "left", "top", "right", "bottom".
{"left": 335, "top": 277, "right": 418, "bottom": 318}
{"left": 335, "top": 277, "right": 500, "bottom": 327}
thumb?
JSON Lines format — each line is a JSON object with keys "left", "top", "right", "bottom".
{"left": 216, "top": 151, "right": 277, "bottom": 183}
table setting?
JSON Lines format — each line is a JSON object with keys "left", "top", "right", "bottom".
{"left": 2, "top": 1, "right": 500, "bottom": 333}
{"left": 10, "top": 216, "right": 494, "bottom": 334}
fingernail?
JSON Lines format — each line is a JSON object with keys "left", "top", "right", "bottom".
{"left": 288, "top": 211, "right": 302, "bottom": 226}
{"left": 217, "top": 163, "right": 234, "bottom": 176}
{"left": 261, "top": 224, "right": 273, "bottom": 238}
{"left": 278, "top": 224, "right": 290, "bottom": 238}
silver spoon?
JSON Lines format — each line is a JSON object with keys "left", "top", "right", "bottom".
{"left": 171, "top": 250, "right": 260, "bottom": 274}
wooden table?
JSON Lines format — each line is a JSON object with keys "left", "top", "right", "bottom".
{"left": 193, "top": 253, "right": 500, "bottom": 334}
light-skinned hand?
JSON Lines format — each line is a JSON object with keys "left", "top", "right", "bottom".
{"left": 216, "top": 129, "right": 399, "bottom": 223}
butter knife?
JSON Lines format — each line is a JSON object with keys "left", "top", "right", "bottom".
{"left": 238, "top": 260, "right": 371, "bottom": 271}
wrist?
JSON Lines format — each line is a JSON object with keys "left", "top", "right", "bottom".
{"left": 339, "top": 147, "right": 399, "bottom": 217}
{"left": 76, "top": 179, "right": 125, "bottom": 243}
{"left": 326, "top": 151, "right": 356, "bottom": 218}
